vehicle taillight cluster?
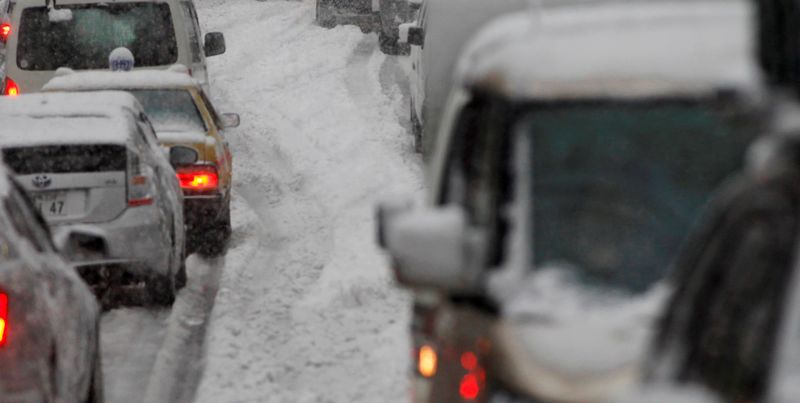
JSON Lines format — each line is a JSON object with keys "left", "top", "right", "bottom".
{"left": 2, "top": 77, "right": 19, "bottom": 97}
{"left": 0, "top": 23, "right": 10, "bottom": 42}
{"left": 459, "top": 347, "right": 487, "bottom": 401}
{"left": 127, "top": 151, "right": 154, "bottom": 207}
{"left": 418, "top": 345, "right": 438, "bottom": 378}
{"left": 177, "top": 165, "right": 219, "bottom": 191}
{"left": 0, "top": 292, "right": 8, "bottom": 347}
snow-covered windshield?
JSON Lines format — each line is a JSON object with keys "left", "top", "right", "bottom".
{"left": 526, "top": 99, "right": 757, "bottom": 293}
{"left": 129, "top": 90, "right": 207, "bottom": 133}
{"left": 16, "top": 3, "right": 176, "bottom": 71}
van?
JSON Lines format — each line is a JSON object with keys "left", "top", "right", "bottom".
{"left": 1, "top": 0, "right": 225, "bottom": 95}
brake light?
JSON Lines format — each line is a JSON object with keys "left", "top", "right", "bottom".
{"left": 127, "top": 151, "right": 154, "bottom": 207}
{"left": 459, "top": 373, "right": 480, "bottom": 400}
{"left": 418, "top": 345, "right": 437, "bottom": 378}
{"left": 0, "top": 23, "right": 10, "bottom": 42}
{"left": 458, "top": 350, "right": 484, "bottom": 401}
{"left": 0, "top": 292, "right": 8, "bottom": 347}
{"left": 177, "top": 166, "right": 219, "bottom": 191}
{"left": 3, "top": 77, "right": 19, "bottom": 97}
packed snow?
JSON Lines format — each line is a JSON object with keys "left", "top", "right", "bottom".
{"left": 97, "top": 0, "right": 423, "bottom": 402}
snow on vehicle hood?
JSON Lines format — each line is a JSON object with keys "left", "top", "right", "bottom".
{"left": 499, "top": 268, "right": 670, "bottom": 377}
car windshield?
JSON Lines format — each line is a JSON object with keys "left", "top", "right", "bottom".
{"left": 525, "top": 99, "right": 759, "bottom": 293}
{"left": 17, "top": 3, "right": 177, "bottom": 71}
{"left": 129, "top": 89, "right": 207, "bottom": 133}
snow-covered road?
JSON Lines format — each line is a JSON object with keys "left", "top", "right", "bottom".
{"left": 100, "top": 0, "right": 423, "bottom": 402}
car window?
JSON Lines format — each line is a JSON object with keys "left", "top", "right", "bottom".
{"left": 438, "top": 96, "right": 511, "bottom": 266}
{"left": 128, "top": 89, "right": 207, "bottom": 133}
{"left": 523, "top": 99, "right": 758, "bottom": 292}
{"left": 17, "top": 3, "right": 177, "bottom": 70}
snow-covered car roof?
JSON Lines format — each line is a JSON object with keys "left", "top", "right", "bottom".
{"left": 44, "top": 68, "right": 202, "bottom": 92}
{"left": 0, "top": 92, "right": 141, "bottom": 146}
{"left": 456, "top": 0, "right": 761, "bottom": 99}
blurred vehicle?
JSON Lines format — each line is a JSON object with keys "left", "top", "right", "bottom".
{"left": 315, "top": 0, "right": 378, "bottom": 30}
{"left": 379, "top": 1, "right": 771, "bottom": 401}
{"left": 315, "top": 0, "right": 413, "bottom": 55}
{"left": 1, "top": 0, "right": 226, "bottom": 95}
{"left": 399, "top": 0, "right": 527, "bottom": 155}
{"left": 0, "top": 92, "right": 193, "bottom": 305}
{"left": 0, "top": 166, "right": 103, "bottom": 403}
{"left": 621, "top": 132, "right": 800, "bottom": 403}
{"left": 44, "top": 66, "right": 239, "bottom": 256}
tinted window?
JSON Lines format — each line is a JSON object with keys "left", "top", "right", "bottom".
{"left": 129, "top": 89, "right": 207, "bottom": 133}
{"left": 525, "top": 100, "right": 759, "bottom": 292}
{"left": 17, "top": 3, "right": 177, "bottom": 71}
{"left": 4, "top": 145, "right": 128, "bottom": 174}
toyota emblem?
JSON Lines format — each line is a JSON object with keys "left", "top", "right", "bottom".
{"left": 32, "top": 175, "right": 52, "bottom": 189}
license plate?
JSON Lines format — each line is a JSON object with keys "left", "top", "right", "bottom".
{"left": 33, "top": 191, "right": 84, "bottom": 218}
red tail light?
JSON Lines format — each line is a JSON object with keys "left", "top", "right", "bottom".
{"left": 0, "top": 23, "right": 10, "bottom": 42}
{"left": 3, "top": 77, "right": 19, "bottom": 97}
{"left": 177, "top": 166, "right": 219, "bottom": 191}
{"left": 458, "top": 350, "right": 485, "bottom": 400}
{"left": 0, "top": 292, "right": 8, "bottom": 347}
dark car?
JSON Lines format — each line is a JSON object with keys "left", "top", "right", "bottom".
{"left": 0, "top": 168, "right": 103, "bottom": 403}
{"left": 315, "top": 0, "right": 413, "bottom": 55}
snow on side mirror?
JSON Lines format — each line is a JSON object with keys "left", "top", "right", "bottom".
{"left": 221, "top": 113, "right": 241, "bottom": 129}
{"left": 385, "top": 206, "right": 486, "bottom": 292}
{"left": 399, "top": 23, "right": 424, "bottom": 46}
{"left": 376, "top": 198, "right": 414, "bottom": 249}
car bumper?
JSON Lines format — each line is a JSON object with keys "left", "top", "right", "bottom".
{"left": 53, "top": 203, "right": 171, "bottom": 278}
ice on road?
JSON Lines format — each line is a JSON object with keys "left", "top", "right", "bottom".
{"left": 192, "top": 0, "right": 423, "bottom": 402}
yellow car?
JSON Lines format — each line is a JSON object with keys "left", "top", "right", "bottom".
{"left": 44, "top": 66, "right": 238, "bottom": 256}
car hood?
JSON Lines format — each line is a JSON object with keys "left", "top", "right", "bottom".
{"left": 491, "top": 269, "right": 670, "bottom": 402}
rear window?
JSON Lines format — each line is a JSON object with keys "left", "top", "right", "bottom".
{"left": 3, "top": 145, "right": 128, "bottom": 174}
{"left": 129, "top": 89, "right": 207, "bottom": 133}
{"left": 17, "top": 3, "right": 177, "bottom": 71}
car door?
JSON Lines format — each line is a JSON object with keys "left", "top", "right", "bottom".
{"left": 650, "top": 170, "right": 800, "bottom": 402}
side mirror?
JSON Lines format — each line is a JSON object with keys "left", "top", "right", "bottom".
{"left": 399, "top": 24, "right": 424, "bottom": 47}
{"left": 376, "top": 198, "right": 414, "bottom": 248}
{"left": 385, "top": 206, "right": 486, "bottom": 292}
{"left": 221, "top": 113, "right": 241, "bottom": 129}
{"left": 53, "top": 226, "right": 109, "bottom": 263}
{"left": 169, "top": 145, "right": 199, "bottom": 167}
{"left": 204, "top": 32, "right": 226, "bottom": 57}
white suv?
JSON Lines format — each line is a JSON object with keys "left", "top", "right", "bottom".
{"left": 1, "top": 0, "right": 225, "bottom": 95}
{"left": 0, "top": 92, "right": 192, "bottom": 305}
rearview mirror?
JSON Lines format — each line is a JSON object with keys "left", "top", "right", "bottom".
{"left": 399, "top": 24, "right": 424, "bottom": 47}
{"left": 169, "top": 145, "right": 199, "bottom": 167}
{"left": 221, "top": 113, "right": 241, "bottom": 129}
{"left": 204, "top": 32, "right": 226, "bottom": 57}
{"left": 384, "top": 206, "right": 486, "bottom": 292}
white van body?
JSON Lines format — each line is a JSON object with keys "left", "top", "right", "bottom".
{"left": 406, "top": 0, "right": 527, "bottom": 156}
{"left": 2, "top": 0, "right": 218, "bottom": 94}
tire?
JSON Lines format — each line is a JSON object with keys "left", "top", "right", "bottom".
{"left": 379, "top": 32, "right": 401, "bottom": 55}
{"left": 85, "top": 327, "right": 104, "bottom": 403}
{"left": 147, "top": 274, "right": 176, "bottom": 306}
{"left": 196, "top": 197, "right": 231, "bottom": 258}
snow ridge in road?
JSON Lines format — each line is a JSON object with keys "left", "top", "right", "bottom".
{"left": 194, "top": 1, "right": 423, "bottom": 402}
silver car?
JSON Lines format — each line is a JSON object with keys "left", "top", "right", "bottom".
{"left": 0, "top": 166, "right": 102, "bottom": 403}
{"left": 0, "top": 92, "right": 191, "bottom": 305}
